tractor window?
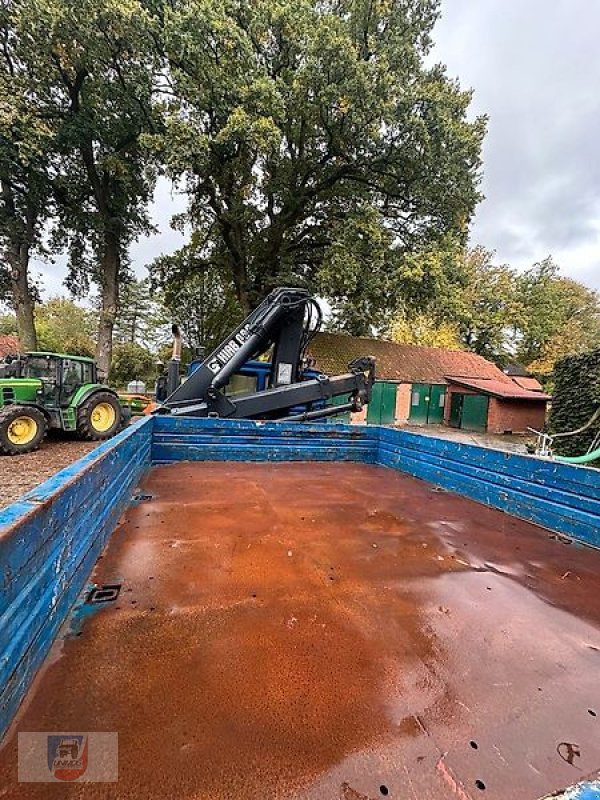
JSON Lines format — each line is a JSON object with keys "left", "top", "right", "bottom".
{"left": 80, "top": 362, "right": 94, "bottom": 384}
{"left": 25, "top": 357, "right": 57, "bottom": 382}
{"left": 62, "top": 360, "right": 84, "bottom": 393}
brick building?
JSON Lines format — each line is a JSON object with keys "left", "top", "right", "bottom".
{"left": 309, "top": 333, "right": 550, "bottom": 434}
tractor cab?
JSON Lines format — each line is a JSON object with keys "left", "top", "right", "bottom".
{"left": 22, "top": 353, "right": 97, "bottom": 407}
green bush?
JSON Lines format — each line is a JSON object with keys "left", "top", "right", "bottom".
{"left": 549, "top": 349, "right": 600, "bottom": 456}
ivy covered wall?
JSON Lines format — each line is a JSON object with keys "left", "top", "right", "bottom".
{"left": 549, "top": 349, "right": 600, "bottom": 457}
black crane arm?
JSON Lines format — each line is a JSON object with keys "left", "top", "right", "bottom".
{"left": 158, "top": 287, "right": 375, "bottom": 421}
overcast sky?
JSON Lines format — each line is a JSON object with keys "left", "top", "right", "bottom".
{"left": 37, "top": 0, "right": 600, "bottom": 296}
{"left": 431, "top": 0, "right": 600, "bottom": 290}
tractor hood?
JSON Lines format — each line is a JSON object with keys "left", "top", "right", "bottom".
{"left": 0, "top": 378, "right": 43, "bottom": 405}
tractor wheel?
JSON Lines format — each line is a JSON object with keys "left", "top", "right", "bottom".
{"left": 76, "top": 392, "right": 122, "bottom": 441}
{"left": 0, "top": 405, "right": 48, "bottom": 456}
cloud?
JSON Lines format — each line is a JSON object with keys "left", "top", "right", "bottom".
{"left": 432, "top": 0, "right": 600, "bottom": 289}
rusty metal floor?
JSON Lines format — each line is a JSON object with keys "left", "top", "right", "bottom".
{"left": 1, "top": 462, "right": 600, "bottom": 799}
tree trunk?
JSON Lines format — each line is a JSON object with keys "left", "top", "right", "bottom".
{"left": 230, "top": 258, "right": 250, "bottom": 315}
{"left": 8, "top": 243, "right": 37, "bottom": 350}
{"left": 95, "top": 232, "right": 120, "bottom": 380}
{"left": 1, "top": 176, "right": 38, "bottom": 349}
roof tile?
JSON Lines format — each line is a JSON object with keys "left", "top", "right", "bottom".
{"left": 309, "top": 332, "right": 512, "bottom": 384}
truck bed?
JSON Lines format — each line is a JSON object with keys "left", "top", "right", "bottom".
{"left": 1, "top": 461, "right": 599, "bottom": 799}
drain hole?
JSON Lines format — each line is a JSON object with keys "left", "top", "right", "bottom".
{"left": 475, "top": 779, "right": 486, "bottom": 791}
{"left": 132, "top": 493, "right": 152, "bottom": 503}
{"left": 588, "top": 709, "right": 597, "bottom": 717}
{"left": 87, "top": 584, "right": 121, "bottom": 604}
{"left": 379, "top": 787, "right": 389, "bottom": 796}
{"left": 470, "top": 740, "right": 478, "bottom": 749}
{"left": 431, "top": 486, "right": 447, "bottom": 493}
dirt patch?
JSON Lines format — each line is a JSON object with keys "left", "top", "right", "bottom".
{"left": 0, "top": 433, "right": 100, "bottom": 509}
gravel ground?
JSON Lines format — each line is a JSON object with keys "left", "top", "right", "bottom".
{"left": 0, "top": 434, "right": 101, "bottom": 510}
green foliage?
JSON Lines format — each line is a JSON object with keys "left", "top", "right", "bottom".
{"left": 516, "top": 259, "right": 600, "bottom": 375}
{"left": 0, "top": 313, "right": 17, "bottom": 336}
{"left": 387, "top": 310, "right": 462, "bottom": 349}
{"left": 450, "top": 247, "right": 521, "bottom": 366}
{"left": 0, "top": 4, "right": 55, "bottom": 348}
{"left": 549, "top": 349, "right": 600, "bottom": 458}
{"left": 113, "top": 278, "right": 170, "bottom": 351}
{"left": 156, "top": 0, "right": 485, "bottom": 315}
{"left": 152, "top": 245, "right": 244, "bottom": 352}
{"left": 109, "top": 342, "right": 156, "bottom": 388}
{"left": 5, "top": 0, "right": 161, "bottom": 373}
{"left": 34, "top": 297, "right": 96, "bottom": 356}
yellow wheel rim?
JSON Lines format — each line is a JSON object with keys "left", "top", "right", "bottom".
{"left": 90, "top": 402, "right": 116, "bottom": 432}
{"left": 7, "top": 415, "right": 38, "bottom": 445}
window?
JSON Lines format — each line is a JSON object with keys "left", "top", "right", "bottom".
{"left": 25, "top": 357, "right": 58, "bottom": 382}
{"left": 62, "top": 359, "right": 84, "bottom": 390}
{"left": 411, "top": 391, "right": 420, "bottom": 406}
{"left": 223, "top": 373, "right": 258, "bottom": 397}
{"left": 81, "top": 362, "right": 94, "bottom": 384}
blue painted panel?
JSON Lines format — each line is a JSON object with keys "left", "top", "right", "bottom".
{"left": 377, "top": 430, "right": 600, "bottom": 547}
{"left": 0, "top": 416, "right": 152, "bottom": 739}
{"left": 151, "top": 416, "right": 378, "bottom": 465}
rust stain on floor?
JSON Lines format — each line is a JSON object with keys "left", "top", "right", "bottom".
{"left": 1, "top": 462, "right": 600, "bottom": 799}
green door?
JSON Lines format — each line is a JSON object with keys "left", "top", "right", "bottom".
{"left": 461, "top": 394, "right": 489, "bottom": 432}
{"left": 367, "top": 381, "right": 397, "bottom": 425}
{"left": 427, "top": 384, "right": 446, "bottom": 424}
{"left": 380, "top": 382, "right": 396, "bottom": 424}
{"left": 327, "top": 392, "right": 351, "bottom": 423}
{"left": 408, "top": 383, "right": 429, "bottom": 424}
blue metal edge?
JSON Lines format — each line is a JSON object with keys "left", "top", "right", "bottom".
{"left": 539, "top": 777, "right": 600, "bottom": 799}
{"left": 0, "top": 415, "right": 153, "bottom": 531}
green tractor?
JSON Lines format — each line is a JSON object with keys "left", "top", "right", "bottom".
{"left": 0, "top": 351, "right": 130, "bottom": 456}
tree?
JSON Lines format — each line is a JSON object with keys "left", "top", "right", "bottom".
{"left": 0, "top": 5, "right": 55, "bottom": 348}
{"left": 113, "top": 278, "right": 169, "bottom": 351}
{"left": 9, "top": 0, "right": 160, "bottom": 376}
{"left": 450, "top": 247, "right": 521, "bottom": 365}
{"left": 35, "top": 297, "right": 96, "bottom": 356}
{"left": 516, "top": 259, "right": 600, "bottom": 373}
{"left": 109, "top": 341, "right": 155, "bottom": 388}
{"left": 152, "top": 243, "right": 243, "bottom": 353}
{"left": 156, "top": 0, "right": 485, "bottom": 318}
{"left": 387, "top": 310, "right": 462, "bottom": 349}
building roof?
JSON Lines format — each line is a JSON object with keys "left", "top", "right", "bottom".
{"left": 510, "top": 375, "right": 545, "bottom": 393}
{"left": 0, "top": 335, "right": 19, "bottom": 358}
{"left": 309, "top": 332, "right": 512, "bottom": 385}
{"left": 503, "top": 362, "right": 530, "bottom": 377}
{"left": 446, "top": 377, "right": 551, "bottom": 401}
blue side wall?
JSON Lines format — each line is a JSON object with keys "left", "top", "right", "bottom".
{"left": 151, "top": 416, "right": 378, "bottom": 464}
{"left": 379, "top": 429, "right": 600, "bottom": 547}
{"left": 0, "top": 417, "right": 152, "bottom": 738}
